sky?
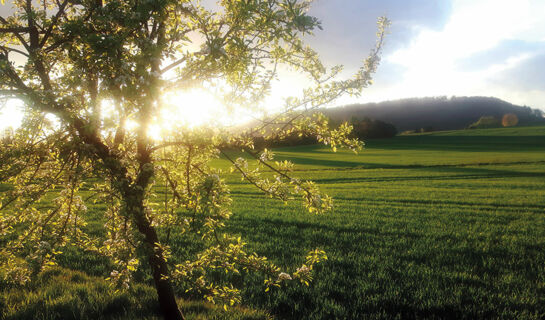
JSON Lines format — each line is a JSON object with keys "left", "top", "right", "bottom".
{"left": 302, "top": 0, "right": 545, "bottom": 110}
{"left": 1, "top": 0, "right": 545, "bottom": 132}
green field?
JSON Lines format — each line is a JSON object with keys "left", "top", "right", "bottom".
{"left": 2, "top": 125, "right": 545, "bottom": 319}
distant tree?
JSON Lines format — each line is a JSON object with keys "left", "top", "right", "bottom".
{"left": 502, "top": 113, "right": 519, "bottom": 127}
{"left": 351, "top": 117, "right": 397, "bottom": 139}
{"left": 0, "top": 1, "right": 388, "bottom": 319}
{"left": 531, "top": 108, "right": 545, "bottom": 118}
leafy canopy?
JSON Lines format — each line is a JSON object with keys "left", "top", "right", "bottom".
{"left": 0, "top": 0, "right": 388, "bottom": 317}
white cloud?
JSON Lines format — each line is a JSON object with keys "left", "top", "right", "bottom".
{"left": 381, "top": 0, "right": 545, "bottom": 109}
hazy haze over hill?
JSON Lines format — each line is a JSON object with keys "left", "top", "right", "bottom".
{"left": 323, "top": 96, "right": 545, "bottom": 132}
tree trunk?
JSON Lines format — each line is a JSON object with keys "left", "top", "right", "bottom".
{"left": 74, "top": 101, "right": 184, "bottom": 319}
{"left": 129, "top": 196, "right": 185, "bottom": 320}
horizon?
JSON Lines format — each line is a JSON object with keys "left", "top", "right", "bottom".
{"left": 0, "top": 93, "right": 541, "bottom": 134}
{"left": 333, "top": 94, "right": 541, "bottom": 109}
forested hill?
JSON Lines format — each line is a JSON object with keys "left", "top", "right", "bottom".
{"left": 324, "top": 96, "right": 545, "bottom": 131}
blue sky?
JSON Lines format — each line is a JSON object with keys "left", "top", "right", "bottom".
{"left": 301, "top": 0, "right": 545, "bottom": 110}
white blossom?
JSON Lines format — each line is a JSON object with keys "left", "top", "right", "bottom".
{"left": 278, "top": 272, "right": 292, "bottom": 281}
{"left": 297, "top": 265, "right": 310, "bottom": 274}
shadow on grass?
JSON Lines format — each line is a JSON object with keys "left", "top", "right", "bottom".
{"left": 226, "top": 163, "right": 545, "bottom": 188}
{"left": 367, "top": 135, "right": 545, "bottom": 152}
{"left": 273, "top": 155, "right": 367, "bottom": 168}
{"left": 0, "top": 267, "right": 271, "bottom": 320}
{"left": 310, "top": 165, "right": 545, "bottom": 183}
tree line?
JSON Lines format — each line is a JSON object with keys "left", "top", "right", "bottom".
{"left": 323, "top": 96, "right": 545, "bottom": 132}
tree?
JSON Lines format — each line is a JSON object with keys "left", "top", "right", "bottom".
{"left": 351, "top": 117, "right": 397, "bottom": 139}
{"left": 0, "top": 1, "right": 388, "bottom": 319}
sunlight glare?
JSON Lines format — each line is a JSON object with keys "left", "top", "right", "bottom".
{"left": 148, "top": 88, "right": 254, "bottom": 140}
{"left": 0, "top": 100, "right": 24, "bottom": 132}
{"left": 162, "top": 89, "right": 223, "bottom": 128}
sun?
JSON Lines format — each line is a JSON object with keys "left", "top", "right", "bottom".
{"left": 163, "top": 89, "right": 224, "bottom": 127}
{"left": 103, "top": 88, "right": 257, "bottom": 141}
{"left": 148, "top": 88, "right": 231, "bottom": 140}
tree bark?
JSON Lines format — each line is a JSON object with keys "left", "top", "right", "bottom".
{"left": 128, "top": 193, "right": 185, "bottom": 320}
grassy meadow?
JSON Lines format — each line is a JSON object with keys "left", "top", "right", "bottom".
{"left": 2, "top": 125, "right": 545, "bottom": 319}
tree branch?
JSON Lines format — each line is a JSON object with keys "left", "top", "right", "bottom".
{"left": 0, "top": 45, "right": 29, "bottom": 57}
{"left": 0, "top": 27, "right": 33, "bottom": 33}
{"left": 160, "top": 56, "right": 189, "bottom": 74}
{"left": 39, "top": 0, "right": 70, "bottom": 48}
{"left": 0, "top": 16, "right": 31, "bottom": 52}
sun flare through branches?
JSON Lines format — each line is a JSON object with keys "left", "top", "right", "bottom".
{"left": 0, "top": 0, "right": 389, "bottom": 318}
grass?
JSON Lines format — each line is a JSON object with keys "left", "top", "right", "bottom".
{"left": 217, "top": 125, "right": 545, "bottom": 319}
{"left": 2, "top": 125, "right": 545, "bottom": 319}
{"left": 0, "top": 267, "right": 271, "bottom": 320}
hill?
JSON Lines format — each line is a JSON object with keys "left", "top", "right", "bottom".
{"left": 323, "top": 96, "right": 545, "bottom": 132}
